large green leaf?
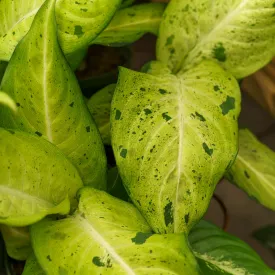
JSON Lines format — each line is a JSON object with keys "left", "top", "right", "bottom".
{"left": 0, "top": 0, "right": 121, "bottom": 62}
{"left": 189, "top": 220, "right": 275, "bottom": 275}
{"left": 0, "top": 91, "right": 17, "bottom": 112}
{"left": 226, "top": 129, "right": 275, "bottom": 211}
{"left": 0, "top": 225, "right": 31, "bottom": 261}
{"left": 0, "top": 0, "right": 107, "bottom": 188}
{"left": 157, "top": 0, "right": 275, "bottom": 79}
{"left": 31, "top": 187, "right": 200, "bottom": 275}
{"left": 22, "top": 253, "right": 45, "bottom": 275}
{"left": 111, "top": 61, "right": 240, "bottom": 234}
{"left": 93, "top": 3, "right": 166, "bottom": 47}
{"left": 0, "top": 128, "right": 83, "bottom": 226}
{"left": 87, "top": 84, "right": 116, "bottom": 145}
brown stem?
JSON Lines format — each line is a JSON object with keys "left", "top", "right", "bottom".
{"left": 213, "top": 194, "right": 229, "bottom": 231}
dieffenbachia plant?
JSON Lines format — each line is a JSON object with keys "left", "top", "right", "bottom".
{"left": 0, "top": 128, "right": 83, "bottom": 226}
{"left": 0, "top": 0, "right": 165, "bottom": 70}
{"left": 189, "top": 220, "right": 275, "bottom": 275}
{"left": 87, "top": 84, "right": 116, "bottom": 145}
{"left": 0, "top": 0, "right": 121, "bottom": 63}
{"left": 28, "top": 187, "right": 200, "bottom": 275}
{"left": 226, "top": 129, "right": 275, "bottom": 211}
{"left": 93, "top": 3, "right": 166, "bottom": 47}
{"left": 111, "top": 60, "right": 241, "bottom": 234}
{"left": 0, "top": 0, "right": 107, "bottom": 188}
{"left": 0, "top": 0, "right": 274, "bottom": 273}
{"left": 157, "top": 0, "right": 275, "bottom": 79}
{"left": 0, "top": 225, "right": 31, "bottom": 261}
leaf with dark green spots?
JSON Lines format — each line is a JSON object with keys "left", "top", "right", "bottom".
{"left": 0, "top": 0, "right": 107, "bottom": 188}
{"left": 87, "top": 84, "right": 116, "bottom": 145}
{"left": 22, "top": 253, "right": 45, "bottom": 275}
{"left": 93, "top": 3, "right": 166, "bottom": 47}
{"left": 0, "top": 225, "right": 31, "bottom": 261}
{"left": 226, "top": 129, "right": 275, "bottom": 211}
{"left": 111, "top": 60, "right": 240, "bottom": 234}
{"left": 189, "top": 220, "right": 275, "bottom": 275}
{"left": 0, "top": 128, "right": 83, "bottom": 226}
{"left": 157, "top": 0, "right": 275, "bottom": 79}
{"left": 0, "top": 0, "right": 121, "bottom": 63}
{"left": 31, "top": 187, "right": 200, "bottom": 275}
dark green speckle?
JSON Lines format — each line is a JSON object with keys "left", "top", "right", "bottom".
{"left": 159, "top": 89, "right": 167, "bottom": 94}
{"left": 166, "top": 35, "right": 175, "bottom": 46}
{"left": 120, "top": 148, "right": 127, "bottom": 158}
{"left": 35, "top": 131, "right": 42, "bottom": 137}
{"left": 74, "top": 25, "right": 84, "bottom": 38}
{"left": 144, "top": 108, "right": 152, "bottom": 115}
{"left": 164, "top": 201, "right": 174, "bottom": 227}
{"left": 244, "top": 171, "right": 250, "bottom": 179}
{"left": 162, "top": 112, "right": 172, "bottom": 122}
{"left": 195, "top": 112, "right": 206, "bottom": 122}
{"left": 184, "top": 213, "right": 190, "bottom": 224}
{"left": 92, "top": 256, "right": 105, "bottom": 267}
{"left": 131, "top": 232, "right": 153, "bottom": 245}
{"left": 213, "top": 42, "right": 226, "bottom": 62}
{"left": 115, "top": 110, "right": 122, "bottom": 120}
{"left": 86, "top": 126, "right": 91, "bottom": 132}
{"left": 202, "top": 142, "right": 213, "bottom": 156}
{"left": 220, "top": 96, "right": 235, "bottom": 115}
{"left": 214, "top": 85, "right": 220, "bottom": 92}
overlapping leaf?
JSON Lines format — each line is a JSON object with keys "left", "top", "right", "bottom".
{"left": 226, "top": 129, "right": 275, "bottom": 211}
{"left": 111, "top": 61, "right": 240, "bottom": 234}
{"left": 0, "top": 0, "right": 121, "bottom": 62}
{"left": 0, "top": 0, "right": 107, "bottom": 188}
{"left": 0, "top": 128, "right": 83, "bottom": 226}
{"left": 22, "top": 253, "right": 45, "bottom": 275}
{"left": 189, "top": 220, "right": 275, "bottom": 275}
{"left": 157, "top": 0, "right": 275, "bottom": 79}
{"left": 87, "top": 84, "right": 116, "bottom": 145}
{"left": 0, "top": 225, "right": 31, "bottom": 261}
{"left": 30, "top": 187, "right": 200, "bottom": 275}
{"left": 0, "top": 91, "right": 17, "bottom": 112}
{"left": 93, "top": 3, "right": 166, "bottom": 47}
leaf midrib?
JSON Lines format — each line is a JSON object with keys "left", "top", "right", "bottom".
{"left": 0, "top": 185, "right": 54, "bottom": 207}
{"left": 194, "top": 252, "right": 253, "bottom": 275}
{"left": 78, "top": 214, "right": 136, "bottom": 275}
{"left": 236, "top": 154, "right": 275, "bottom": 192}
{"left": 102, "top": 18, "right": 162, "bottom": 33}
{"left": 1, "top": 6, "right": 40, "bottom": 35}
{"left": 181, "top": 0, "right": 249, "bottom": 70}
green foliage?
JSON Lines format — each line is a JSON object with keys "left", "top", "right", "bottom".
{"left": 0, "top": 0, "right": 274, "bottom": 273}
{"left": 0, "top": 0, "right": 107, "bottom": 188}
{"left": 0, "top": 128, "right": 83, "bottom": 226}
{"left": 157, "top": 0, "right": 275, "bottom": 79}
{"left": 93, "top": 3, "right": 166, "bottom": 47}
{"left": 30, "top": 187, "right": 200, "bottom": 275}
{"left": 111, "top": 61, "right": 240, "bottom": 234}
{"left": 190, "top": 221, "right": 275, "bottom": 275}
{"left": 87, "top": 84, "right": 116, "bottom": 145}
{"left": 0, "top": 0, "right": 121, "bottom": 63}
{"left": 226, "top": 129, "right": 275, "bottom": 210}
{"left": 0, "top": 225, "right": 31, "bottom": 261}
